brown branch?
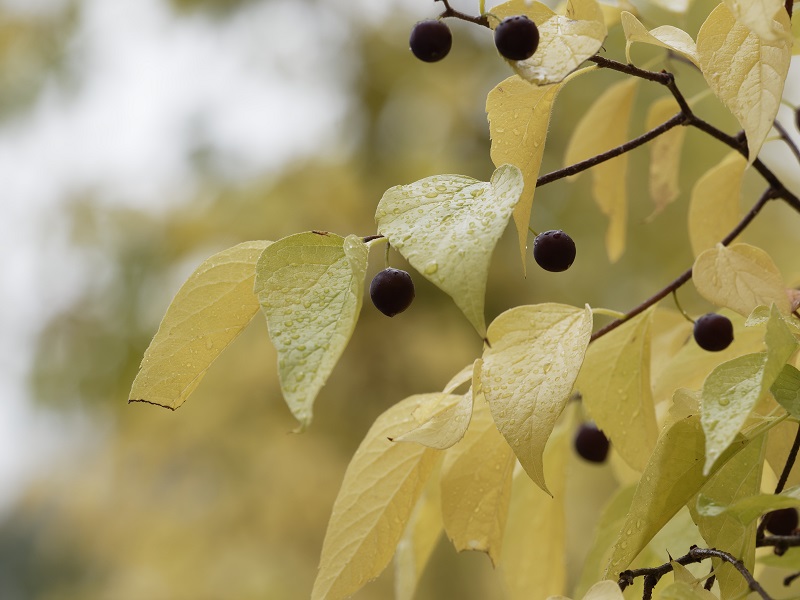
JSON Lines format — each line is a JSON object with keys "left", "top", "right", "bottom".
{"left": 437, "top": 0, "right": 490, "bottom": 27}
{"left": 590, "top": 188, "right": 775, "bottom": 341}
{"left": 689, "top": 548, "right": 772, "bottom": 600}
{"left": 774, "top": 120, "right": 800, "bottom": 166}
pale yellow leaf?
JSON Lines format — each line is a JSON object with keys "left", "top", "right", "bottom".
{"left": 650, "top": 309, "right": 694, "bottom": 385}
{"left": 604, "top": 415, "right": 749, "bottom": 579}
{"left": 391, "top": 391, "right": 473, "bottom": 450}
{"left": 688, "top": 152, "right": 746, "bottom": 257}
{"left": 697, "top": 3, "right": 792, "bottom": 162}
{"left": 311, "top": 394, "right": 441, "bottom": 600}
{"left": 503, "top": 404, "right": 575, "bottom": 599}
{"left": 129, "top": 240, "right": 271, "bottom": 409}
{"left": 482, "top": 304, "right": 593, "bottom": 493}
{"left": 766, "top": 419, "right": 800, "bottom": 489}
{"left": 440, "top": 391, "right": 515, "bottom": 565}
{"left": 576, "top": 308, "right": 659, "bottom": 472}
{"left": 723, "top": 0, "right": 787, "bottom": 41}
{"left": 564, "top": 78, "right": 638, "bottom": 262}
{"left": 487, "top": 76, "right": 562, "bottom": 268}
{"left": 548, "top": 579, "right": 626, "bottom": 600}
{"left": 375, "top": 165, "right": 524, "bottom": 336}
{"left": 621, "top": 12, "right": 699, "bottom": 66}
{"left": 254, "top": 233, "right": 368, "bottom": 429}
{"left": 646, "top": 97, "right": 686, "bottom": 220}
{"left": 394, "top": 462, "right": 443, "bottom": 600}
{"left": 649, "top": 0, "right": 691, "bottom": 12}
{"left": 793, "top": 13, "right": 800, "bottom": 54}
{"left": 492, "top": 0, "right": 607, "bottom": 86}
{"left": 692, "top": 242, "right": 790, "bottom": 316}
{"left": 443, "top": 363, "right": 475, "bottom": 393}
{"left": 659, "top": 581, "right": 719, "bottom": 600}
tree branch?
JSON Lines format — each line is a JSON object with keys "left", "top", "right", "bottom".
{"left": 774, "top": 120, "right": 800, "bottom": 166}
{"left": 436, "top": 0, "right": 490, "bottom": 27}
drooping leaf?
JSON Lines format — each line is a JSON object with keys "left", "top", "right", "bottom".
{"left": 722, "top": 0, "right": 787, "bottom": 41}
{"left": 311, "top": 394, "right": 441, "bottom": 600}
{"left": 701, "top": 307, "right": 796, "bottom": 474}
{"left": 689, "top": 435, "right": 765, "bottom": 599}
{"left": 766, "top": 419, "right": 800, "bottom": 489}
{"left": 772, "top": 364, "right": 800, "bottom": 418}
{"left": 440, "top": 390, "right": 515, "bottom": 565}
{"left": 697, "top": 484, "right": 800, "bottom": 526}
{"left": 645, "top": 97, "right": 685, "bottom": 220}
{"left": 697, "top": 3, "right": 792, "bottom": 162}
{"left": 491, "top": 0, "right": 606, "bottom": 86}
{"left": 443, "top": 362, "right": 477, "bottom": 393}
{"left": 688, "top": 152, "right": 745, "bottom": 257}
{"left": 391, "top": 391, "right": 473, "bottom": 450}
{"left": 620, "top": 12, "right": 699, "bottom": 65}
{"left": 375, "top": 164, "right": 524, "bottom": 336}
{"left": 503, "top": 403, "right": 575, "bottom": 599}
{"left": 487, "top": 76, "right": 562, "bottom": 268}
{"left": 576, "top": 308, "right": 658, "bottom": 472}
{"left": 394, "top": 462, "right": 443, "bottom": 600}
{"left": 692, "top": 243, "right": 790, "bottom": 317}
{"left": 604, "top": 415, "right": 749, "bottom": 579}
{"left": 482, "top": 304, "right": 593, "bottom": 493}
{"left": 254, "top": 232, "right": 368, "bottom": 429}
{"left": 564, "top": 78, "right": 638, "bottom": 262}
{"left": 547, "top": 579, "right": 626, "bottom": 600}
{"left": 129, "top": 240, "right": 271, "bottom": 409}
{"left": 659, "top": 581, "right": 718, "bottom": 600}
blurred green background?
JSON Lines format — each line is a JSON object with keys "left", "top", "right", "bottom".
{"left": 1, "top": 0, "right": 799, "bottom": 598}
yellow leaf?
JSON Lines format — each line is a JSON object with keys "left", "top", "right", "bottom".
{"left": 604, "top": 415, "right": 750, "bottom": 579}
{"left": 392, "top": 390, "right": 473, "bottom": 450}
{"left": 548, "top": 579, "right": 625, "bottom": 600}
{"left": 492, "top": 0, "right": 606, "bottom": 86}
{"left": 793, "top": 13, "right": 800, "bottom": 54}
{"left": 254, "top": 233, "right": 368, "bottom": 429}
{"left": 503, "top": 406, "right": 574, "bottom": 599}
{"left": 311, "top": 394, "right": 441, "bottom": 600}
{"left": 394, "top": 463, "right": 443, "bottom": 600}
{"left": 482, "top": 304, "right": 593, "bottom": 493}
{"left": 649, "top": 0, "right": 691, "bottom": 12}
{"left": 722, "top": 0, "right": 787, "bottom": 41}
{"left": 440, "top": 390, "right": 514, "bottom": 565}
{"left": 576, "top": 308, "right": 659, "bottom": 472}
{"left": 564, "top": 78, "right": 638, "bottom": 262}
{"left": 697, "top": 3, "right": 792, "bottom": 162}
{"left": 766, "top": 420, "right": 800, "bottom": 489}
{"left": 487, "top": 76, "right": 562, "bottom": 268}
{"left": 129, "top": 240, "right": 271, "bottom": 409}
{"left": 443, "top": 363, "right": 475, "bottom": 393}
{"left": 621, "top": 12, "right": 699, "bottom": 65}
{"left": 692, "top": 242, "right": 790, "bottom": 316}
{"left": 375, "top": 165, "right": 524, "bottom": 336}
{"left": 688, "top": 152, "right": 746, "bottom": 257}
{"left": 646, "top": 97, "right": 686, "bottom": 220}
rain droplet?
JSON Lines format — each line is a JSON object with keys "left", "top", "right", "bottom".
{"left": 424, "top": 262, "right": 439, "bottom": 275}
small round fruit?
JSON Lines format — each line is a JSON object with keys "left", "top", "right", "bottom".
{"left": 574, "top": 423, "right": 610, "bottom": 463}
{"left": 764, "top": 508, "right": 798, "bottom": 536}
{"left": 693, "top": 313, "right": 734, "bottom": 352}
{"left": 494, "top": 15, "right": 539, "bottom": 61}
{"left": 533, "top": 230, "right": 576, "bottom": 272}
{"left": 409, "top": 20, "right": 452, "bottom": 63}
{"left": 370, "top": 268, "right": 415, "bottom": 317}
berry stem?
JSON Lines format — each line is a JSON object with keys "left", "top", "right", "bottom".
{"left": 527, "top": 225, "right": 539, "bottom": 237}
{"left": 671, "top": 290, "right": 694, "bottom": 324}
{"left": 436, "top": 0, "right": 490, "bottom": 27}
{"left": 384, "top": 242, "right": 391, "bottom": 269}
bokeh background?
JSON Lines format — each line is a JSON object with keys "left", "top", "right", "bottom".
{"left": 1, "top": 0, "right": 799, "bottom": 598}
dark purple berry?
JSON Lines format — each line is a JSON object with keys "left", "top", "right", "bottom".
{"left": 494, "top": 15, "right": 539, "bottom": 61}
{"left": 409, "top": 20, "right": 452, "bottom": 63}
{"left": 764, "top": 508, "right": 798, "bottom": 536}
{"left": 370, "top": 268, "right": 415, "bottom": 317}
{"left": 533, "top": 230, "right": 576, "bottom": 272}
{"left": 574, "top": 423, "right": 610, "bottom": 463}
{"left": 693, "top": 313, "right": 734, "bottom": 352}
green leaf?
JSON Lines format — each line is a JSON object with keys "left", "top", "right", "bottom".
{"left": 692, "top": 243, "right": 790, "bottom": 316}
{"left": 129, "top": 240, "right": 271, "bottom": 409}
{"left": 688, "top": 152, "right": 746, "bottom": 257}
{"left": 646, "top": 97, "right": 686, "bottom": 220}
{"left": 491, "top": 0, "right": 606, "bottom": 86}
{"left": 482, "top": 304, "right": 593, "bottom": 493}
{"left": 375, "top": 165, "right": 524, "bottom": 336}
{"left": 577, "top": 308, "right": 658, "bottom": 472}
{"left": 254, "top": 232, "right": 368, "bottom": 429}
{"left": 621, "top": 12, "right": 699, "bottom": 66}
{"left": 440, "top": 390, "right": 515, "bottom": 565}
{"left": 311, "top": 394, "right": 441, "bottom": 600}
{"left": 487, "top": 76, "right": 562, "bottom": 269}
{"left": 772, "top": 364, "right": 800, "bottom": 418}
{"left": 697, "top": 3, "right": 792, "bottom": 162}
{"left": 604, "top": 415, "right": 749, "bottom": 579}
{"left": 697, "top": 485, "right": 800, "bottom": 526}
{"left": 659, "top": 581, "right": 718, "bottom": 600}
{"left": 564, "top": 78, "right": 638, "bottom": 262}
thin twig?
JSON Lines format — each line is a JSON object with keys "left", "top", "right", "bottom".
{"left": 590, "top": 188, "right": 775, "bottom": 341}
{"left": 688, "top": 548, "right": 772, "bottom": 600}
{"left": 774, "top": 120, "right": 800, "bottom": 165}
{"left": 437, "top": 0, "right": 490, "bottom": 27}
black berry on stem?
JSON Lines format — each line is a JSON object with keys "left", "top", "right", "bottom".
{"left": 409, "top": 20, "right": 452, "bottom": 63}
{"left": 574, "top": 423, "right": 610, "bottom": 463}
{"left": 494, "top": 15, "right": 539, "bottom": 61}
{"left": 764, "top": 508, "right": 799, "bottom": 536}
{"left": 693, "top": 313, "right": 734, "bottom": 352}
{"left": 533, "top": 230, "right": 576, "bottom": 272}
{"left": 370, "top": 268, "right": 415, "bottom": 317}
